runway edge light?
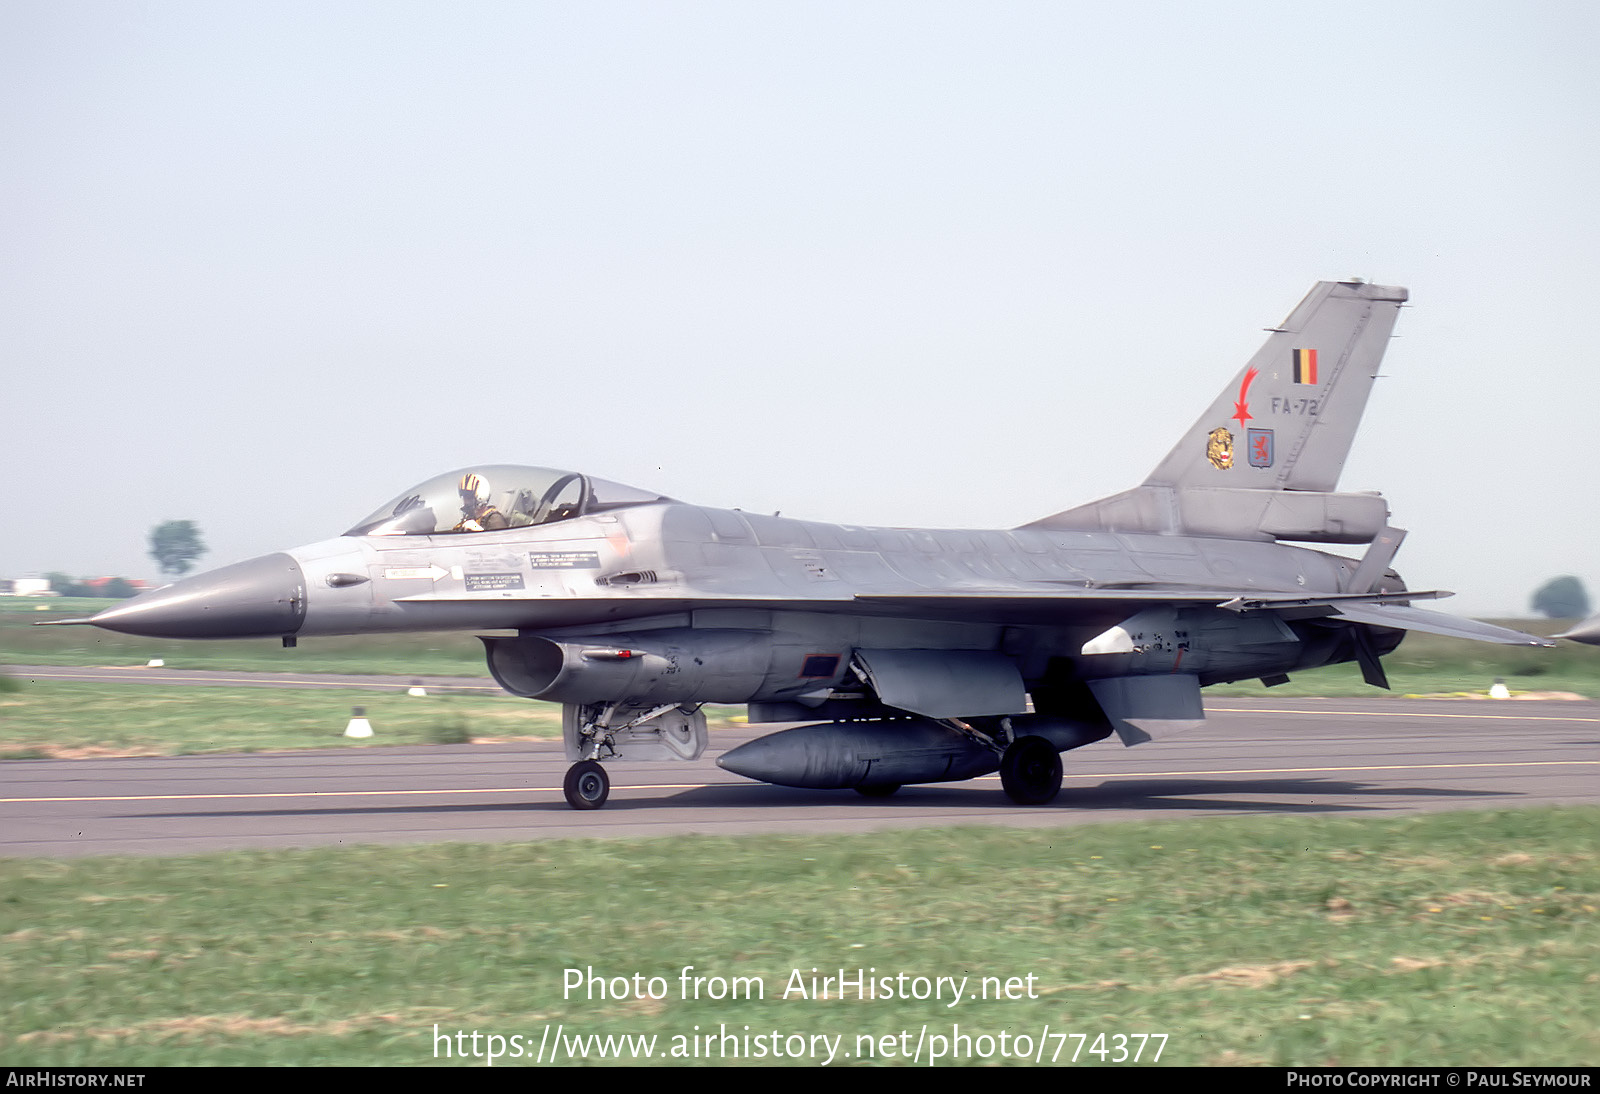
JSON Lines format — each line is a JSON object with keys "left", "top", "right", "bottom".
{"left": 345, "top": 706, "right": 374, "bottom": 738}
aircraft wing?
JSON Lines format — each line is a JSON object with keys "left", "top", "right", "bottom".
{"left": 847, "top": 586, "right": 1440, "bottom": 623}
{"left": 391, "top": 585, "right": 1435, "bottom": 618}
{"left": 393, "top": 585, "right": 1551, "bottom": 645}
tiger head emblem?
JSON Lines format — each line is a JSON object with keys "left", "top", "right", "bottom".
{"left": 1206, "top": 427, "right": 1234, "bottom": 470}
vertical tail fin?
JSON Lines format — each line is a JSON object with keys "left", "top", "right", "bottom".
{"left": 1026, "top": 280, "right": 1408, "bottom": 542}
{"left": 1144, "top": 279, "right": 1408, "bottom": 492}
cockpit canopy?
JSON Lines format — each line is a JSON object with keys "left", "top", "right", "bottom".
{"left": 345, "top": 465, "right": 674, "bottom": 537}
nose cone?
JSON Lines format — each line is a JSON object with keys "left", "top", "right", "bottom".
{"left": 88, "top": 553, "right": 307, "bottom": 638}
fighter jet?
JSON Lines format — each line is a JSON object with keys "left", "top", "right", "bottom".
{"left": 53, "top": 280, "right": 1552, "bottom": 809}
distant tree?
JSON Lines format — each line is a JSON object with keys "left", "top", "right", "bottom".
{"left": 1531, "top": 575, "right": 1591, "bottom": 619}
{"left": 45, "top": 572, "right": 88, "bottom": 597}
{"left": 149, "top": 520, "right": 206, "bottom": 577}
{"left": 42, "top": 574, "right": 141, "bottom": 598}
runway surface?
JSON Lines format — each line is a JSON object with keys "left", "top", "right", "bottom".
{"left": 4, "top": 693, "right": 1597, "bottom": 857}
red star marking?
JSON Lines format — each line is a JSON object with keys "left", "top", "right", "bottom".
{"left": 1232, "top": 367, "right": 1258, "bottom": 428}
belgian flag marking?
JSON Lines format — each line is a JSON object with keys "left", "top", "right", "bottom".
{"left": 1292, "top": 347, "right": 1318, "bottom": 385}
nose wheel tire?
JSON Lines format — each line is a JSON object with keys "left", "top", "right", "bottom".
{"left": 563, "top": 761, "right": 610, "bottom": 810}
{"left": 1000, "top": 735, "right": 1062, "bottom": 805}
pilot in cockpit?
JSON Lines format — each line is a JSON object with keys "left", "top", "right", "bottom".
{"left": 453, "top": 472, "right": 509, "bottom": 532}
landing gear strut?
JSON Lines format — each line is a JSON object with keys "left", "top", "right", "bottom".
{"left": 999, "top": 735, "right": 1062, "bottom": 805}
{"left": 555, "top": 702, "right": 710, "bottom": 810}
{"left": 563, "top": 760, "right": 610, "bottom": 810}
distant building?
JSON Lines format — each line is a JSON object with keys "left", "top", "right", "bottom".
{"left": 81, "top": 577, "right": 152, "bottom": 597}
{"left": 4, "top": 578, "right": 53, "bottom": 596}
{"left": 1, "top": 577, "right": 151, "bottom": 597}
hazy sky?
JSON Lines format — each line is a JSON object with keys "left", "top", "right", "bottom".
{"left": 4, "top": 1, "right": 1597, "bottom": 615}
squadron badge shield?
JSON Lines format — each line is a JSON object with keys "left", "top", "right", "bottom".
{"left": 1206, "top": 427, "right": 1234, "bottom": 470}
{"left": 1247, "top": 428, "right": 1274, "bottom": 468}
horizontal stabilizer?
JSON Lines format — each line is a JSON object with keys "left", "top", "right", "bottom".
{"left": 1217, "top": 589, "right": 1447, "bottom": 612}
{"left": 1329, "top": 603, "right": 1555, "bottom": 646}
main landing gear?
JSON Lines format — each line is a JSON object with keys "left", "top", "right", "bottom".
{"left": 999, "top": 735, "right": 1063, "bottom": 805}
{"left": 563, "top": 760, "right": 610, "bottom": 810}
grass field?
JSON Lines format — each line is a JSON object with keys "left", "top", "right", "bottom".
{"left": 0, "top": 681, "right": 564, "bottom": 758}
{"left": 0, "top": 681, "right": 752, "bottom": 759}
{"left": 0, "top": 807, "right": 1594, "bottom": 1066}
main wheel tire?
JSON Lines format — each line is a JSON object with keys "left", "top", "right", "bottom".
{"left": 999, "top": 735, "right": 1062, "bottom": 805}
{"left": 563, "top": 760, "right": 610, "bottom": 810}
{"left": 854, "top": 783, "right": 902, "bottom": 798}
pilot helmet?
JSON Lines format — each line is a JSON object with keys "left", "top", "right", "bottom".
{"left": 458, "top": 472, "right": 490, "bottom": 507}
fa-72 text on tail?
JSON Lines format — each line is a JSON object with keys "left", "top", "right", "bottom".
{"left": 61, "top": 280, "right": 1551, "bottom": 808}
